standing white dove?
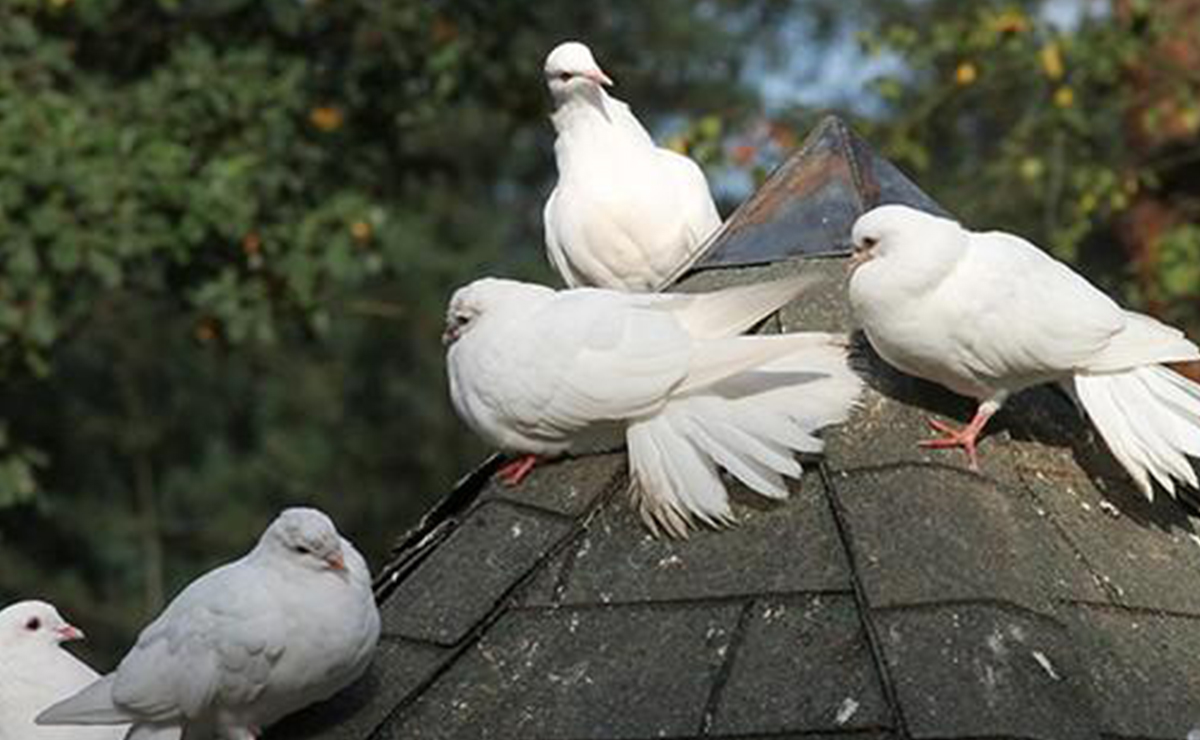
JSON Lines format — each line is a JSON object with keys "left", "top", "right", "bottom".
{"left": 0, "top": 600, "right": 127, "bottom": 740}
{"left": 848, "top": 204, "right": 1200, "bottom": 498}
{"left": 37, "top": 508, "right": 380, "bottom": 740}
{"left": 443, "top": 274, "right": 862, "bottom": 536}
{"left": 542, "top": 41, "right": 721, "bottom": 292}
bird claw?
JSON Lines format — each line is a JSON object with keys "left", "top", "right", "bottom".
{"left": 497, "top": 454, "right": 539, "bottom": 486}
{"left": 918, "top": 417, "right": 981, "bottom": 470}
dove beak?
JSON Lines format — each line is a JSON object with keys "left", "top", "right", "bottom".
{"left": 849, "top": 241, "right": 877, "bottom": 269}
{"left": 57, "top": 624, "right": 85, "bottom": 643}
{"left": 586, "top": 68, "right": 614, "bottom": 87}
{"left": 442, "top": 326, "right": 458, "bottom": 346}
{"left": 325, "top": 552, "right": 347, "bottom": 572}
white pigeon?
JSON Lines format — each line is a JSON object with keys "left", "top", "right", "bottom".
{"left": 542, "top": 41, "right": 722, "bottom": 292}
{"left": 0, "top": 601, "right": 126, "bottom": 740}
{"left": 847, "top": 204, "right": 1200, "bottom": 497}
{"left": 443, "top": 274, "right": 863, "bottom": 536}
{"left": 37, "top": 508, "right": 380, "bottom": 740}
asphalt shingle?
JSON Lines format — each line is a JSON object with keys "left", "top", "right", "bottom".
{"left": 268, "top": 638, "right": 451, "bottom": 740}
{"left": 381, "top": 501, "right": 573, "bottom": 645}
{"left": 835, "top": 466, "right": 1103, "bottom": 612}
{"left": 709, "top": 595, "right": 890, "bottom": 736}
{"left": 1063, "top": 603, "right": 1200, "bottom": 738}
{"left": 380, "top": 603, "right": 742, "bottom": 740}
{"left": 877, "top": 605, "right": 1096, "bottom": 739}
{"left": 548, "top": 472, "right": 851, "bottom": 607}
{"left": 1016, "top": 451, "right": 1200, "bottom": 614}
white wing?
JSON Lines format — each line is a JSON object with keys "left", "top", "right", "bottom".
{"left": 467, "top": 290, "right": 693, "bottom": 440}
{"left": 543, "top": 187, "right": 585, "bottom": 288}
{"left": 544, "top": 181, "right": 677, "bottom": 291}
{"left": 655, "top": 147, "right": 721, "bottom": 247}
{"left": 459, "top": 277, "right": 825, "bottom": 445}
{"left": 109, "top": 563, "right": 284, "bottom": 723}
{"left": 942, "top": 230, "right": 1128, "bottom": 383}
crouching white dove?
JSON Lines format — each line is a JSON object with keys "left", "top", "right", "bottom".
{"left": 0, "top": 600, "right": 126, "bottom": 740}
{"left": 848, "top": 204, "right": 1200, "bottom": 498}
{"left": 542, "top": 41, "right": 721, "bottom": 291}
{"left": 37, "top": 508, "right": 380, "bottom": 740}
{"left": 443, "top": 274, "right": 862, "bottom": 536}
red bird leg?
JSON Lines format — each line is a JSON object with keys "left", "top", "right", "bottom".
{"left": 497, "top": 454, "right": 539, "bottom": 486}
{"left": 918, "top": 401, "right": 1000, "bottom": 471}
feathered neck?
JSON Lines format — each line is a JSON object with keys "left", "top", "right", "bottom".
{"left": 550, "top": 86, "right": 620, "bottom": 134}
{"left": 549, "top": 89, "right": 654, "bottom": 178}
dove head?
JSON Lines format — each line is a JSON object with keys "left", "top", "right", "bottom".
{"left": 261, "top": 507, "right": 349, "bottom": 574}
{"left": 544, "top": 41, "right": 613, "bottom": 102}
{"left": 849, "top": 204, "right": 968, "bottom": 294}
{"left": 0, "top": 600, "right": 85, "bottom": 649}
{"left": 443, "top": 278, "right": 555, "bottom": 346}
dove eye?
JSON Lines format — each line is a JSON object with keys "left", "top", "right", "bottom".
{"left": 859, "top": 237, "right": 878, "bottom": 250}
{"left": 557, "top": 72, "right": 572, "bottom": 82}
{"left": 293, "top": 544, "right": 312, "bottom": 556}
{"left": 25, "top": 617, "right": 40, "bottom": 631}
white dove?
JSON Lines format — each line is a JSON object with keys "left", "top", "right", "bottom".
{"left": 848, "top": 204, "right": 1200, "bottom": 497}
{"left": 443, "top": 274, "right": 862, "bottom": 536}
{"left": 37, "top": 508, "right": 380, "bottom": 740}
{"left": 542, "top": 41, "right": 722, "bottom": 292}
{"left": 0, "top": 601, "right": 126, "bottom": 740}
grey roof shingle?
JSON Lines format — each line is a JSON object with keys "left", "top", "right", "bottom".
{"left": 270, "top": 117, "right": 1200, "bottom": 740}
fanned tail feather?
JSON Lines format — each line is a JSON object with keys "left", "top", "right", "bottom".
{"left": 37, "top": 675, "right": 131, "bottom": 726}
{"left": 1070, "top": 365, "right": 1200, "bottom": 499}
{"left": 627, "top": 339, "right": 862, "bottom": 536}
{"left": 656, "top": 273, "right": 821, "bottom": 340}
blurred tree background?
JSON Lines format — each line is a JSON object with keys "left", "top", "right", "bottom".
{"left": 0, "top": 0, "right": 1196, "bottom": 663}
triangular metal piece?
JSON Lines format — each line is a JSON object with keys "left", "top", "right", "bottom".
{"left": 663, "top": 115, "right": 949, "bottom": 283}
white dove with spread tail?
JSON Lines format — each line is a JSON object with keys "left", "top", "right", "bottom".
{"left": 848, "top": 204, "right": 1200, "bottom": 497}
{"left": 0, "top": 601, "right": 126, "bottom": 740}
{"left": 542, "top": 41, "right": 721, "bottom": 291}
{"left": 443, "top": 274, "right": 862, "bottom": 536}
{"left": 37, "top": 508, "right": 380, "bottom": 740}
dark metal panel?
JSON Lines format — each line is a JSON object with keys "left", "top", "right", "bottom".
{"left": 674, "top": 116, "right": 949, "bottom": 278}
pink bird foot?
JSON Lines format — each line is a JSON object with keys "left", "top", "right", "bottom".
{"left": 497, "top": 454, "right": 539, "bottom": 486}
{"left": 919, "top": 418, "right": 984, "bottom": 470}
{"left": 917, "top": 403, "right": 998, "bottom": 471}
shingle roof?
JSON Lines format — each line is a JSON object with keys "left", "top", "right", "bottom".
{"left": 270, "top": 117, "right": 1200, "bottom": 740}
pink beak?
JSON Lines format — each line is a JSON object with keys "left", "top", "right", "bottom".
{"left": 326, "top": 552, "right": 347, "bottom": 572}
{"left": 57, "top": 624, "right": 85, "bottom": 642}
{"left": 585, "top": 68, "right": 614, "bottom": 87}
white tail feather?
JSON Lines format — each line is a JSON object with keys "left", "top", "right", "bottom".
{"left": 655, "top": 273, "right": 820, "bottom": 340}
{"left": 627, "top": 341, "right": 862, "bottom": 536}
{"left": 1070, "top": 365, "right": 1200, "bottom": 499}
{"left": 37, "top": 675, "right": 132, "bottom": 726}
{"left": 677, "top": 333, "right": 844, "bottom": 398}
{"left": 1086, "top": 311, "right": 1200, "bottom": 372}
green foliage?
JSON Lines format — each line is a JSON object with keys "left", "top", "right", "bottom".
{"left": 1158, "top": 225, "right": 1200, "bottom": 328}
